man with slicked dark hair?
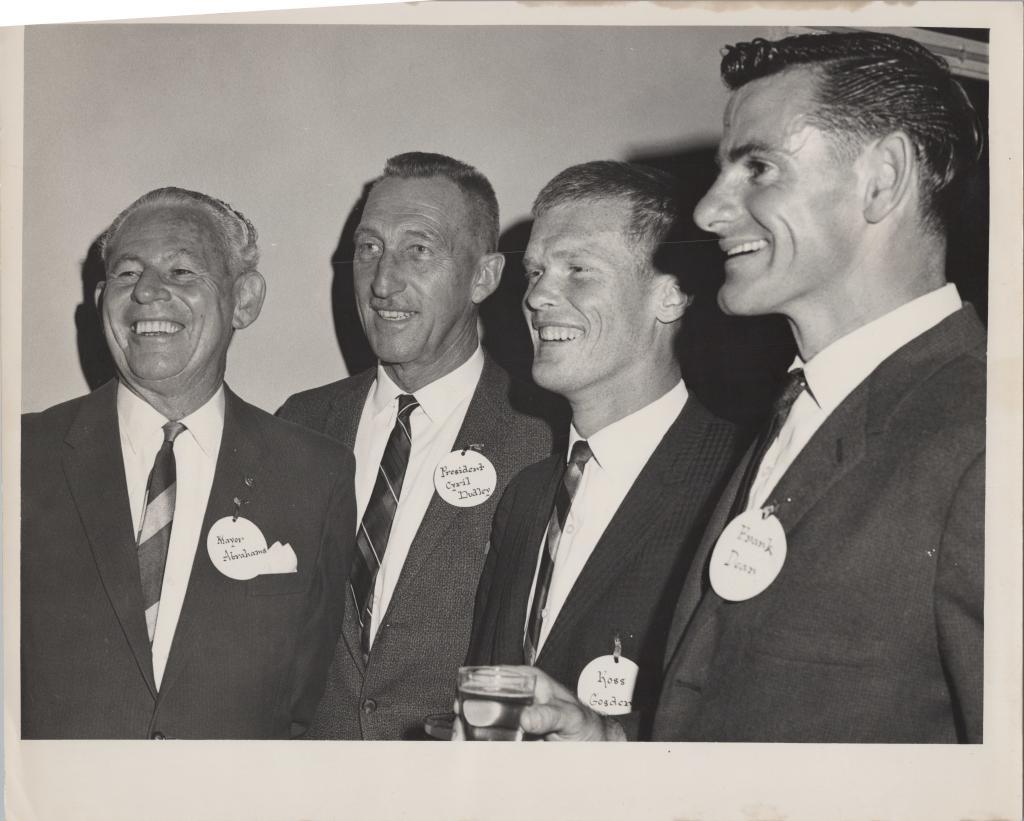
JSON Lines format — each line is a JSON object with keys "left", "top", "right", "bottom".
{"left": 279, "top": 152, "right": 562, "bottom": 739}
{"left": 508, "top": 31, "right": 985, "bottom": 743}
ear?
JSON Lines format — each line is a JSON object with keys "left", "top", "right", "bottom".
{"left": 94, "top": 280, "right": 106, "bottom": 310}
{"left": 863, "top": 131, "right": 916, "bottom": 224}
{"left": 654, "top": 274, "right": 692, "bottom": 324}
{"left": 470, "top": 252, "right": 505, "bottom": 305}
{"left": 232, "top": 270, "right": 266, "bottom": 330}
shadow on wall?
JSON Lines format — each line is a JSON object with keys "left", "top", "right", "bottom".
{"left": 630, "top": 142, "right": 795, "bottom": 431}
{"left": 78, "top": 238, "right": 116, "bottom": 391}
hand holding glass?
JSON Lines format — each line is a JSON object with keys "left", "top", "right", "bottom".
{"left": 457, "top": 666, "right": 536, "bottom": 741}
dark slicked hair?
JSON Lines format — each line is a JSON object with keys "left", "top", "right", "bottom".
{"left": 378, "top": 151, "right": 500, "bottom": 253}
{"left": 532, "top": 160, "right": 682, "bottom": 273}
{"left": 720, "top": 31, "right": 983, "bottom": 233}
{"left": 99, "top": 186, "right": 260, "bottom": 275}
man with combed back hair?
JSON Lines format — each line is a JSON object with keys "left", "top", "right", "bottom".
{"left": 465, "top": 160, "right": 743, "bottom": 739}
{"left": 22, "top": 187, "right": 356, "bottom": 738}
{"left": 511, "top": 31, "right": 986, "bottom": 743}
{"left": 279, "top": 152, "right": 562, "bottom": 739}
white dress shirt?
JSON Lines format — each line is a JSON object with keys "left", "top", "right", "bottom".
{"left": 117, "top": 383, "right": 225, "bottom": 689}
{"left": 353, "top": 346, "right": 484, "bottom": 645}
{"left": 526, "top": 381, "right": 688, "bottom": 653}
{"left": 747, "top": 283, "right": 963, "bottom": 510}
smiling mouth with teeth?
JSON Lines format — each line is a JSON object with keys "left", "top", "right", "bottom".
{"left": 537, "top": 325, "right": 583, "bottom": 342}
{"left": 376, "top": 309, "right": 416, "bottom": 321}
{"left": 132, "top": 320, "right": 184, "bottom": 336}
{"left": 725, "top": 239, "right": 769, "bottom": 258}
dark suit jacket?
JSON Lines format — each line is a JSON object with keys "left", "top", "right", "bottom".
{"left": 467, "top": 395, "right": 744, "bottom": 739}
{"left": 654, "top": 306, "right": 986, "bottom": 743}
{"left": 21, "top": 380, "right": 356, "bottom": 739}
{"left": 278, "top": 354, "right": 563, "bottom": 738}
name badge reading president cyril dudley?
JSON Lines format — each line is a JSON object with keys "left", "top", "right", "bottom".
{"left": 434, "top": 449, "right": 497, "bottom": 508}
{"left": 709, "top": 508, "right": 787, "bottom": 601}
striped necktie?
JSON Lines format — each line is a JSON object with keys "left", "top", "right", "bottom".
{"left": 524, "top": 439, "right": 593, "bottom": 665}
{"left": 351, "top": 393, "right": 419, "bottom": 662}
{"left": 729, "top": 368, "right": 808, "bottom": 519}
{"left": 137, "top": 420, "right": 186, "bottom": 643}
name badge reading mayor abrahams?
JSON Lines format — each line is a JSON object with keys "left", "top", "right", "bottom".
{"left": 433, "top": 447, "right": 497, "bottom": 508}
{"left": 708, "top": 506, "right": 787, "bottom": 601}
{"left": 576, "top": 636, "right": 639, "bottom": 716}
{"left": 207, "top": 516, "right": 297, "bottom": 581}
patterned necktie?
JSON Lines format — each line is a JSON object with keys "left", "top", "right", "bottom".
{"left": 524, "top": 439, "right": 593, "bottom": 665}
{"left": 729, "top": 368, "right": 808, "bottom": 519}
{"left": 137, "top": 420, "right": 186, "bottom": 643}
{"left": 351, "top": 393, "right": 419, "bottom": 662}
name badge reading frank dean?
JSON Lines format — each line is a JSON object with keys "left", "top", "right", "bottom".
{"left": 709, "top": 508, "right": 787, "bottom": 601}
{"left": 434, "top": 449, "right": 497, "bottom": 508}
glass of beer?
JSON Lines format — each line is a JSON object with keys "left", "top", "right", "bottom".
{"left": 457, "top": 666, "right": 536, "bottom": 741}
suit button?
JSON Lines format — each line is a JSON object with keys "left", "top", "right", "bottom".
{"left": 151, "top": 731, "right": 166, "bottom": 740}
{"left": 362, "top": 698, "right": 377, "bottom": 715}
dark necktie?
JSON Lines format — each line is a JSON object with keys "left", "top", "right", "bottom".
{"left": 524, "top": 439, "right": 593, "bottom": 665}
{"left": 351, "top": 393, "right": 419, "bottom": 662}
{"left": 137, "top": 420, "right": 186, "bottom": 643}
{"left": 729, "top": 368, "right": 808, "bottom": 520}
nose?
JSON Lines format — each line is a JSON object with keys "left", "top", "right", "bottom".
{"left": 523, "top": 270, "right": 559, "bottom": 313}
{"left": 370, "top": 251, "right": 406, "bottom": 300}
{"left": 693, "top": 171, "right": 738, "bottom": 235}
{"left": 131, "top": 268, "right": 171, "bottom": 304}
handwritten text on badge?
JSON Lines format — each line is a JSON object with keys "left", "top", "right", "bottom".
{"left": 709, "top": 508, "right": 787, "bottom": 601}
{"left": 434, "top": 450, "right": 497, "bottom": 508}
{"left": 207, "top": 516, "right": 297, "bottom": 580}
{"left": 576, "top": 654, "right": 639, "bottom": 716}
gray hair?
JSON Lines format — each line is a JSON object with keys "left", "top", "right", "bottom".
{"left": 99, "top": 186, "right": 260, "bottom": 275}
{"left": 377, "top": 152, "right": 500, "bottom": 253}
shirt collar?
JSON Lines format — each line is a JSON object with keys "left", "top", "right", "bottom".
{"left": 369, "top": 346, "right": 485, "bottom": 424}
{"left": 795, "top": 283, "right": 962, "bottom": 415}
{"left": 568, "top": 380, "right": 687, "bottom": 472}
{"left": 117, "top": 382, "right": 226, "bottom": 458}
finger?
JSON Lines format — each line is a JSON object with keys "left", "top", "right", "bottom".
{"left": 520, "top": 702, "right": 575, "bottom": 737}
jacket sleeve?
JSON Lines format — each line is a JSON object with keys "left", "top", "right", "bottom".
{"left": 934, "top": 449, "right": 985, "bottom": 743}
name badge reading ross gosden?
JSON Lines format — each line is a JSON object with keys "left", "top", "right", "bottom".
{"left": 577, "top": 654, "right": 639, "bottom": 716}
{"left": 207, "top": 516, "right": 297, "bottom": 580}
{"left": 709, "top": 508, "right": 787, "bottom": 601}
{"left": 434, "top": 449, "right": 497, "bottom": 508}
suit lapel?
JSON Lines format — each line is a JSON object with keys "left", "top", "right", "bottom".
{"left": 537, "top": 399, "right": 714, "bottom": 664}
{"left": 492, "top": 457, "right": 562, "bottom": 664}
{"left": 324, "top": 370, "right": 375, "bottom": 449}
{"left": 383, "top": 357, "right": 514, "bottom": 609}
{"left": 158, "top": 386, "right": 265, "bottom": 695}
{"left": 61, "top": 380, "right": 158, "bottom": 697}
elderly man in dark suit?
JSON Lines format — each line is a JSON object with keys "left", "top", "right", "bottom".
{"left": 513, "top": 31, "right": 985, "bottom": 743}
{"left": 22, "top": 187, "right": 356, "bottom": 739}
{"left": 465, "top": 161, "right": 743, "bottom": 739}
{"left": 278, "top": 152, "right": 560, "bottom": 739}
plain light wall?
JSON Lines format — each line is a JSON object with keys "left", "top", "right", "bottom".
{"left": 21, "top": 23, "right": 772, "bottom": 413}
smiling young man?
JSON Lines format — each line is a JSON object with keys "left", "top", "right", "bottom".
{"left": 22, "top": 187, "right": 356, "bottom": 738}
{"left": 511, "top": 31, "right": 986, "bottom": 744}
{"left": 278, "top": 153, "right": 561, "bottom": 739}
{"left": 465, "top": 161, "right": 743, "bottom": 739}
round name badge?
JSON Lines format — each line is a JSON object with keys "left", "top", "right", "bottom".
{"left": 433, "top": 449, "right": 497, "bottom": 508}
{"left": 576, "top": 654, "right": 639, "bottom": 716}
{"left": 708, "top": 508, "right": 787, "bottom": 601}
{"left": 206, "top": 516, "right": 270, "bottom": 580}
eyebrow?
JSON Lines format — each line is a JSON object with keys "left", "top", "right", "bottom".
{"left": 716, "top": 140, "right": 780, "bottom": 168}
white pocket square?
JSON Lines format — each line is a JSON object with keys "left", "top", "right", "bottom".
{"left": 264, "top": 541, "right": 298, "bottom": 575}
